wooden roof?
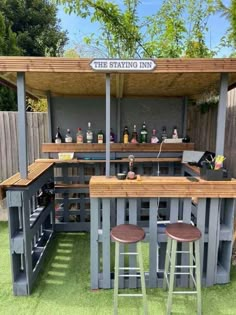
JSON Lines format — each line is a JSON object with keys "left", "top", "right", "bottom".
{"left": 0, "top": 57, "right": 236, "bottom": 99}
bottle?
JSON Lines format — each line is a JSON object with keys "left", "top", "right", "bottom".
{"left": 161, "top": 126, "right": 167, "bottom": 142}
{"left": 86, "top": 122, "right": 93, "bottom": 143}
{"left": 76, "top": 128, "right": 83, "bottom": 143}
{"left": 97, "top": 129, "right": 104, "bottom": 144}
{"left": 110, "top": 128, "right": 115, "bottom": 143}
{"left": 172, "top": 126, "right": 178, "bottom": 139}
{"left": 131, "top": 124, "right": 138, "bottom": 143}
{"left": 123, "top": 126, "right": 129, "bottom": 144}
{"left": 140, "top": 121, "right": 148, "bottom": 143}
{"left": 55, "top": 127, "right": 62, "bottom": 144}
{"left": 65, "top": 129, "right": 72, "bottom": 143}
{"left": 151, "top": 129, "right": 159, "bottom": 143}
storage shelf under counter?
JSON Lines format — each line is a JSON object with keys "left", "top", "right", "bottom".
{"left": 89, "top": 175, "right": 236, "bottom": 290}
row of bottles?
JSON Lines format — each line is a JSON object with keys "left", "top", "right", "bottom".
{"left": 55, "top": 122, "right": 115, "bottom": 144}
{"left": 55, "top": 122, "right": 179, "bottom": 144}
{"left": 122, "top": 123, "right": 178, "bottom": 144}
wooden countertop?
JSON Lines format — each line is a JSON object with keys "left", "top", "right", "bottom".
{"left": 89, "top": 176, "right": 236, "bottom": 198}
{"left": 0, "top": 162, "right": 54, "bottom": 200}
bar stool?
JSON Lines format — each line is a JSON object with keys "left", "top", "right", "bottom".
{"left": 163, "top": 222, "right": 202, "bottom": 315}
{"left": 111, "top": 224, "right": 148, "bottom": 315}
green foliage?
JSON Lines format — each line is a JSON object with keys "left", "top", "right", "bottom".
{"left": 64, "top": 48, "right": 80, "bottom": 57}
{"left": 0, "top": 86, "right": 17, "bottom": 111}
{"left": 0, "top": 0, "right": 69, "bottom": 111}
{"left": 56, "top": 0, "right": 143, "bottom": 57}
{"left": 217, "top": 0, "right": 236, "bottom": 53}
{"left": 0, "top": 0, "right": 68, "bottom": 56}
{"left": 26, "top": 98, "right": 48, "bottom": 112}
{"left": 56, "top": 0, "right": 220, "bottom": 58}
{"left": 144, "top": 0, "right": 186, "bottom": 57}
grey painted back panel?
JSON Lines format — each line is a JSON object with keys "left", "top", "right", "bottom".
{"left": 51, "top": 97, "right": 184, "bottom": 142}
{"left": 51, "top": 97, "right": 117, "bottom": 142}
{"left": 120, "top": 98, "right": 184, "bottom": 140}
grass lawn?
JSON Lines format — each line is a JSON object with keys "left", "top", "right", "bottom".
{"left": 1, "top": 221, "right": 236, "bottom": 315}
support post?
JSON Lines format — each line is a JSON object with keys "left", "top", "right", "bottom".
{"left": 105, "top": 73, "right": 111, "bottom": 177}
{"left": 216, "top": 73, "right": 228, "bottom": 156}
{"left": 17, "top": 72, "right": 27, "bottom": 179}
{"left": 46, "top": 91, "right": 52, "bottom": 142}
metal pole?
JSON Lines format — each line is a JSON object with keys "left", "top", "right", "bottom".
{"left": 17, "top": 72, "right": 27, "bottom": 179}
{"left": 105, "top": 74, "right": 111, "bottom": 177}
{"left": 216, "top": 73, "right": 228, "bottom": 156}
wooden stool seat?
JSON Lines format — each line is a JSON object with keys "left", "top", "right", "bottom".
{"left": 165, "top": 222, "right": 201, "bottom": 242}
{"left": 111, "top": 224, "right": 145, "bottom": 244}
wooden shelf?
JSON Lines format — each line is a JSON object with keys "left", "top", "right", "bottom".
{"left": 42, "top": 142, "right": 194, "bottom": 153}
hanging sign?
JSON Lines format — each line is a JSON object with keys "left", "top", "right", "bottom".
{"left": 90, "top": 59, "right": 156, "bottom": 71}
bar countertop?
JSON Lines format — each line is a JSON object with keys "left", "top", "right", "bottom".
{"left": 89, "top": 176, "right": 236, "bottom": 198}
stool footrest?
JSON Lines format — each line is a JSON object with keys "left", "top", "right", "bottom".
{"left": 118, "top": 294, "right": 143, "bottom": 297}
{"left": 119, "top": 267, "right": 140, "bottom": 270}
{"left": 119, "top": 274, "right": 141, "bottom": 277}
{"left": 173, "top": 291, "right": 198, "bottom": 295}
{"left": 120, "top": 252, "right": 138, "bottom": 255}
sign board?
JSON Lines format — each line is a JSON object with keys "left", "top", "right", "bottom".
{"left": 90, "top": 59, "right": 156, "bottom": 71}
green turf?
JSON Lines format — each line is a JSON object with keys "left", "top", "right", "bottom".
{"left": 1, "top": 221, "right": 236, "bottom": 315}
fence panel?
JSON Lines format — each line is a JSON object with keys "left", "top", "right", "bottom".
{"left": 0, "top": 112, "right": 48, "bottom": 182}
{"left": 187, "top": 88, "right": 236, "bottom": 178}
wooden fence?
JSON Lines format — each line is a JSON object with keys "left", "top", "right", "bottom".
{"left": 0, "top": 112, "right": 49, "bottom": 182}
{"left": 187, "top": 88, "right": 236, "bottom": 178}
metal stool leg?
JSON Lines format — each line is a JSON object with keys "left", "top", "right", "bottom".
{"left": 137, "top": 242, "right": 148, "bottom": 315}
{"left": 114, "top": 241, "right": 120, "bottom": 315}
{"left": 167, "top": 239, "right": 177, "bottom": 315}
{"left": 163, "top": 237, "right": 172, "bottom": 290}
{"left": 189, "top": 241, "right": 194, "bottom": 289}
{"left": 195, "top": 240, "right": 202, "bottom": 315}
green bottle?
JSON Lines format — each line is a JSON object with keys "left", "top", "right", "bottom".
{"left": 140, "top": 122, "right": 148, "bottom": 143}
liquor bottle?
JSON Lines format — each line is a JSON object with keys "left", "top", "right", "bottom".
{"left": 110, "top": 128, "right": 115, "bottom": 143}
{"left": 172, "top": 126, "right": 178, "bottom": 139}
{"left": 55, "top": 127, "right": 62, "bottom": 144}
{"left": 86, "top": 122, "right": 93, "bottom": 143}
{"left": 140, "top": 121, "right": 148, "bottom": 143}
{"left": 76, "top": 128, "right": 83, "bottom": 143}
{"left": 151, "top": 129, "right": 159, "bottom": 143}
{"left": 161, "top": 126, "right": 167, "bottom": 142}
{"left": 97, "top": 129, "right": 104, "bottom": 144}
{"left": 131, "top": 124, "right": 138, "bottom": 143}
{"left": 123, "top": 126, "right": 129, "bottom": 143}
{"left": 65, "top": 129, "right": 72, "bottom": 143}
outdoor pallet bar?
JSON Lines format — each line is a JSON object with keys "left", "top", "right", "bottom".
{"left": 90, "top": 176, "right": 236, "bottom": 289}
{"left": 0, "top": 57, "right": 236, "bottom": 296}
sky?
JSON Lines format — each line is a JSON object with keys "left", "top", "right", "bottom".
{"left": 57, "top": 1, "right": 232, "bottom": 57}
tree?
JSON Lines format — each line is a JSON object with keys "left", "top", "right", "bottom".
{"left": 0, "top": 12, "right": 21, "bottom": 111}
{"left": 56, "top": 0, "right": 219, "bottom": 58}
{"left": 56, "top": 0, "right": 145, "bottom": 58}
{"left": 0, "top": 0, "right": 69, "bottom": 111}
{"left": 0, "top": 0, "right": 68, "bottom": 56}
{"left": 217, "top": 0, "right": 236, "bottom": 55}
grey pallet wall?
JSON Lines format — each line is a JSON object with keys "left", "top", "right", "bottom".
{"left": 90, "top": 196, "right": 235, "bottom": 290}
{"left": 6, "top": 166, "right": 54, "bottom": 295}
